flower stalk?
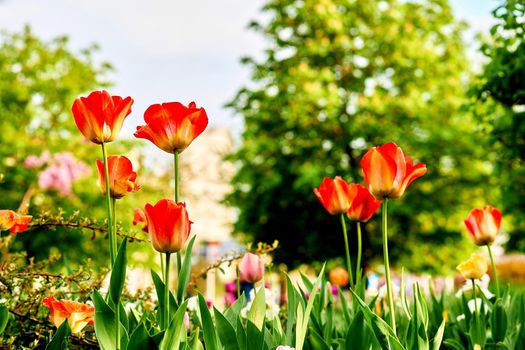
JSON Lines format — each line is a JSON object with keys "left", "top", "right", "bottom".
{"left": 487, "top": 244, "right": 500, "bottom": 298}
{"left": 356, "top": 221, "right": 362, "bottom": 281}
{"left": 340, "top": 214, "right": 354, "bottom": 288}
{"left": 101, "top": 142, "right": 116, "bottom": 266}
{"left": 381, "top": 199, "right": 396, "bottom": 333}
{"left": 164, "top": 252, "right": 171, "bottom": 329}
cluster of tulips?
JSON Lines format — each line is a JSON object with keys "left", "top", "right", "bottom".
{"left": 0, "top": 89, "right": 516, "bottom": 350}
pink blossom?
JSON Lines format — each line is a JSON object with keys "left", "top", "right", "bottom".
{"left": 38, "top": 152, "right": 90, "bottom": 196}
{"left": 24, "top": 151, "right": 50, "bottom": 168}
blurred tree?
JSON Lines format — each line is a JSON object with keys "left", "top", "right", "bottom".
{"left": 472, "top": 0, "right": 525, "bottom": 251}
{"left": 0, "top": 27, "right": 140, "bottom": 266}
{"left": 228, "top": 0, "right": 490, "bottom": 272}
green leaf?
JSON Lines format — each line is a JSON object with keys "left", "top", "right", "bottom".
{"left": 110, "top": 238, "right": 127, "bottom": 304}
{"left": 224, "top": 293, "right": 246, "bottom": 328}
{"left": 492, "top": 298, "right": 507, "bottom": 343}
{"left": 247, "top": 287, "right": 266, "bottom": 331}
{"left": 309, "top": 328, "right": 330, "bottom": 350}
{"left": 295, "top": 263, "right": 326, "bottom": 350}
{"left": 0, "top": 305, "right": 8, "bottom": 335}
{"left": 214, "top": 307, "right": 240, "bottom": 350}
{"left": 432, "top": 319, "right": 446, "bottom": 350}
{"left": 246, "top": 320, "right": 264, "bottom": 350}
{"left": 350, "top": 289, "right": 404, "bottom": 350}
{"left": 160, "top": 300, "right": 189, "bottom": 350}
{"left": 285, "top": 274, "right": 298, "bottom": 344}
{"left": 45, "top": 320, "right": 71, "bottom": 350}
{"left": 469, "top": 311, "right": 486, "bottom": 348}
{"left": 177, "top": 235, "right": 196, "bottom": 304}
{"left": 346, "top": 310, "right": 373, "bottom": 350}
{"left": 442, "top": 338, "right": 464, "bottom": 350}
{"left": 198, "top": 293, "right": 219, "bottom": 350}
{"left": 93, "top": 290, "right": 117, "bottom": 350}
{"left": 151, "top": 269, "right": 177, "bottom": 329}
{"left": 236, "top": 316, "right": 247, "bottom": 350}
{"left": 127, "top": 323, "right": 155, "bottom": 350}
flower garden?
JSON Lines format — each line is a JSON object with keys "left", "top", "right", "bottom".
{"left": 1, "top": 0, "right": 524, "bottom": 349}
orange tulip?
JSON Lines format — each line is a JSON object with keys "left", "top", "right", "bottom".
{"left": 134, "top": 101, "right": 208, "bottom": 154}
{"left": 239, "top": 253, "right": 265, "bottom": 283}
{"left": 144, "top": 199, "right": 191, "bottom": 253}
{"left": 72, "top": 90, "right": 133, "bottom": 144}
{"left": 346, "top": 184, "right": 381, "bottom": 222}
{"left": 96, "top": 156, "right": 140, "bottom": 199}
{"left": 361, "top": 142, "right": 426, "bottom": 199}
{"left": 329, "top": 267, "right": 349, "bottom": 287}
{"left": 0, "top": 210, "right": 32, "bottom": 233}
{"left": 313, "top": 176, "right": 353, "bottom": 215}
{"left": 42, "top": 296, "right": 94, "bottom": 334}
{"left": 464, "top": 205, "right": 501, "bottom": 246}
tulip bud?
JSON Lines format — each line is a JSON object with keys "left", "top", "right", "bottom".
{"left": 464, "top": 205, "right": 501, "bottom": 246}
{"left": 456, "top": 253, "right": 488, "bottom": 280}
{"left": 239, "top": 253, "right": 265, "bottom": 283}
{"left": 313, "top": 176, "right": 352, "bottom": 215}
{"left": 329, "top": 267, "right": 349, "bottom": 287}
{"left": 144, "top": 199, "right": 191, "bottom": 253}
{"left": 96, "top": 156, "right": 140, "bottom": 199}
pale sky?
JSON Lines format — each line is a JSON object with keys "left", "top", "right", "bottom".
{"left": 0, "top": 0, "right": 497, "bottom": 138}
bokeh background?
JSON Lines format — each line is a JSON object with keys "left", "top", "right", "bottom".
{"left": 0, "top": 0, "right": 523, "bottom": 277}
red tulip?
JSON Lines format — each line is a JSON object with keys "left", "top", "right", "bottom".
{"left": 72, "top": 90, "right": 133, "bottom": 144}
{"left": 144, "top": 199, "right": 191, "bottom": 253}
{"left": 239, "top": 252, "right": 265, "bottom": 283}
{"left": 313, "top": 176, "right": 352, "bottom": 215}
{"left": 134, "top": 101, "right": 208, "bottom": 154}
{"left": 96, "top": 156, "right": 140, "bottom": 199}
{"left": 132, "top": 208, "right": 148, "bottom": 232}
{"left": 464, "top": 205, "right": 502, "bottom": 246}
{"left": 346, "top": 184, "right": 382, "bottom": 222}
{"left": 42, "top": 296, "right": 94, "bottom": 334}
{"left": 361, "top": 142, "right": 426, "bottom": 199}
{"left": 0, "top": 210, "right": 32, "bottom": 233}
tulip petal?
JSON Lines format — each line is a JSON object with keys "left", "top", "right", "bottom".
{"left": 361, "top": 146, "right": 397, "bottom": 198}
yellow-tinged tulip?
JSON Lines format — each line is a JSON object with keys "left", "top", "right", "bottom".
{"left": 456, "top": 253, "right": 488, "bottom": 280}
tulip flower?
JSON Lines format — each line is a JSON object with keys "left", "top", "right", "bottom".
{"left": 144, "top": 199, "right": 191, "bottom": 254}
{"left": 96, "top": 156, "right": 140, "bottom": 199}
{"left": 313, "top": 176, "right": 352, "bottom": 215}
{"left": 132, "top": 208, "right": 148, "bottom": 232}
{"left": 361, "top": 142, "right": 427, "bottom": 200}
{"left": 464, "top": 205, "right": 502, "bottom": 297}
{"left": 0, "top": 210, "right": 32, "bottom": 233}
{"left": 42, "top": 296, "right": 94, "bottom": 334}
{"left": 329, "top": 267, "right": 349, "bottom": 287}
{"left": 72, "top": 90, "right": 133, "bottom": 144}
{"left": 239, "top": 253, "right": 265, "bottom": 283}
{"left": 464, "top": 205, "right": 501, "bottom": 246}
{"left": 346, "top": 184, "right": 381, "bottom": 222}
{"left": 456, "top": 253, "right": 488, "bottom": 280}
{"left": 134, "top": 101, "right": 208, "bottom": 154}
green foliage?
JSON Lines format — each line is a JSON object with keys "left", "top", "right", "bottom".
{"left": 227, "top": 0, "right": 485, "bottom": 271}
{"left": 472, "top": 0, "right": 525, "bottom": 252}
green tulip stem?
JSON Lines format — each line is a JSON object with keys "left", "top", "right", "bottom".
{"left": 236, "top": 264, "right": 241, "bottom": 299}
{"left": 340, "top": 214, "right": 354, "bottom": 288}
{"left": 487, "top": 244, "right": 500, "bottom": 298}
{"left": 174, "top": 152, "right": 180, "bottom": 203}
{"left": 382, "top": 199, "right": 396, "bottom": 333}
{"left": 356, "top": 221, "right": 362, "bottom": 281}
{"left": 115, "top": 298, "right": 121, "bottom": 350}
{"left": 164, "top": 252, "right": 171, "bottom": 329}
{"left": 101, "top": 142, "right": 116, "bottom": 266}
{"left": 471, "top": 278, "right": 478, "bottom": 315}
{"left": 112, "top": 197, "right": 117, "bottom": 246}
